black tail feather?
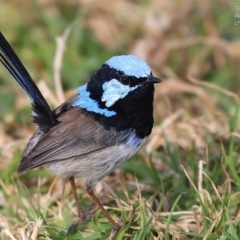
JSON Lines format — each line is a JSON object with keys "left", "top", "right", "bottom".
{"left": 0, "top": 32, "right": 57, "bottom": 132}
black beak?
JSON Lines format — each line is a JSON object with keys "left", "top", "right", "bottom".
{"left": 143, "top": 75, "right": 162, "bottom": 85}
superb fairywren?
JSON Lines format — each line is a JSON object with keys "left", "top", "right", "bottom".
{"left": 0, "top": 32, "right": 161, "bottom": 235}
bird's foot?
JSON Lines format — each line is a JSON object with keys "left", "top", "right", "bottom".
{"left": 67, "top": 205, "right": 99, "bottom": 234}
{"left": 67, "top": 205, "right": 123, "bottom": 239}
{"left": 109, "top": 218, "right": 123, "bottom": 240}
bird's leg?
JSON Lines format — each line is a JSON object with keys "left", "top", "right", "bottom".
{"left": 68, "top": 177, "right": 84, "bottom": 234}
{"left": 87, "top": 190, "right": 123, "bottom": 239}
{"left": 87, "top": 190, "right": 116, "bottom": 226}
{"left": 69, "top": 177, "right": 83, "bottom": 216}
{"left": 67, "top": 177, "right": 98, "bottom": 234}
{"left": 68, "top": 178, "right": 122, "bottom": 237}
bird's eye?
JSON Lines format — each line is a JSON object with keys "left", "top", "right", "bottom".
{"left": 120, "top": 76, "right": 131, "bottom": 85}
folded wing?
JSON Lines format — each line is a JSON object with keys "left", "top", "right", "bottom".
{"left": 18, "top": 106, "right": 132, "bottom": 172}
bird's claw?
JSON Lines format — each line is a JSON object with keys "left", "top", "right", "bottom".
{"left": 109, "top": 218, "right": 123, "bottom": 240}
{"left": 67, "top": 207, "right": 98, "bottom": 235}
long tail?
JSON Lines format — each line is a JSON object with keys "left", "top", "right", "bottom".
{"left": 0, "top": 32, "right": 57, "bottom": 132}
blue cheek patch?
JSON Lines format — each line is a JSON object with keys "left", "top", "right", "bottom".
{"left": 101, "top": 79, "right": 138, "bottom": 107}
{"left": 105, "top": 55, "right": 151, "bottom": 78}
{"left": 73, "top": 84, "right": 116, "bottom": 117}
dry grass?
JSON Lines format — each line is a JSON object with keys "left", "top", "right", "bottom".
{"left": 0, "top": 0, "right": 239, "bottom": 239}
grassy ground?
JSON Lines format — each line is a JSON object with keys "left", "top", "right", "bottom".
{"left": 0, "top": 1, "right": 240, "bottom": 239}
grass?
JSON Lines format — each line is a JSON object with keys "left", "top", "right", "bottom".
{"left": 0, "top": 0, "right": 240, "bottom": 239}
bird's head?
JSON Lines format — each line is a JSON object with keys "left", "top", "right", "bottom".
{"left": 72, "top": 55, "right": 162, "bottom": 137}
{"left": 87, "top": 55, "right": 161, "bottom": 107}
{"left": 74, "top": 55, "right": 161, "bottom": 117}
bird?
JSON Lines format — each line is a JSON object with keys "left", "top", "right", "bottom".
{"left": 0, "top": 31, "right": 161, "bottom": 237}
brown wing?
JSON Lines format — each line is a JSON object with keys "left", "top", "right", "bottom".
{"left": 18, "top": 107, "right": 128, "bottom": 173}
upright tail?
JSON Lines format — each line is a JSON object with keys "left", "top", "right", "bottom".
{"left": 0, "top": 32, "right": 57, "bottom": 132}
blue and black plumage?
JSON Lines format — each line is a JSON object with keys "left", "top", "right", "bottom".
{"left": 0, "top": 33, "right": 56, "bottom": 132}
{"left": 0, "top": 32, "right": 161, "bottom": 235}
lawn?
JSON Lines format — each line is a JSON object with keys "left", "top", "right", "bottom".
{"left": 0, "top": 1, "right": 240, "bottom": 239}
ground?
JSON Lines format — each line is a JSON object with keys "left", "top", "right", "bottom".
{"left": 0, "top": 1, "right": 240, "bottom": 239}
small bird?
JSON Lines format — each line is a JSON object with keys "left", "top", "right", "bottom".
{"left": 0, "top": 32, "right": 161, "bottom": 236}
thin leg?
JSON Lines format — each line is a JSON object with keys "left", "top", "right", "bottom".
{"left": 87, "top": 190, "right": 119, "bottom": 230}
{"left": 59, "top": 179, "right": 66, "bottom": 218}
{"left": 69, "top": 177, "right": 83, "bottom": 215}
{"left": 68, "top": 177, "right": 86, "bottom": 234}
{"left": 67, "top": 181, "right": 122, "bottom": 238}
{"left": 87, "top": 190, "right": 123, "bottom": 239}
